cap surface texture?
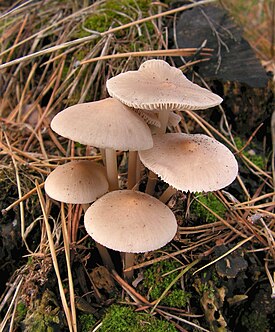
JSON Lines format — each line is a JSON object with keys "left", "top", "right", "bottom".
{"left": 45, "top": 160, "right": 109, "bottom": 204}
{"left": 84, "top": 190, "right": 177, "bottom": 253}
{"left": 106, "top": 59, "right": 223, "bottom": 111}
{"left": 139, "top": 133, "right": 238, "bottom": 192}
{"left": 51, "top": 98, "right": 153, "bottom": 151}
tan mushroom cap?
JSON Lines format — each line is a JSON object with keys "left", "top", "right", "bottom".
{"left": 84, "top": 190, "right": 177, "bottom": 253}
{"left": 106, "top": 59, "right": 223, "bottom": 111}
{"left": 139, "top": 133, "right": 238, "bottom": 192}
{"left": 45, "top": 160, "right": 109, "bottom": 204}
{"left": 51, "top": 98, "right": 153, "bottom": 151}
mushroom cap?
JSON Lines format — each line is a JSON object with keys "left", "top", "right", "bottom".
{"left": 106, "top": 59, "right": 223, "bottom": 111}
{"left": 139, "top": 133, "right": 238, "bottom": 192}
{"left": 84, "top": 190, "right": 177, "bottom": 253}
{"left": 51, "top": 98, "right": 153, "bottom": 151}
{"left": 45, "top": 160, "right": 109, "bottom": 204}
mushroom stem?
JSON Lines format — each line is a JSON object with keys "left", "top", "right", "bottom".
{"left": 127, "top": 151, "right": 137, "bottom": 189}
{"left": 156, "top": 109, "right": 170, "bottom": 134}
{"left": 123, "top": 252, "right": 135, "bottom": 282}
{"left": 145, "top": 171, "right": 158, "bottom": 195}
{"left": 105, "top": 148, "right": 119, "bottom": 191}
{"left": 82, "top": 204, "right": 115, "bottom": 271}
{"left": 100, "top": 148, "right": 106, "bottom": 166}
{"left": 135, "top": 153, "right": 142, "bottom": 185}
{"left": 145, "top": 109, "right": 170, "bottom": 194}
{"left": 159, "top": 186, "right": 177, "bottom": 203}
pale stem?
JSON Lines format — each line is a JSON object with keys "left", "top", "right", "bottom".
{"left": 145, "top": 109, "right": 170, "bottom": 194}
{"left": 156, "top": 109, "right": 170, "bottom": 134}
{"left": 105, "top": 148, "right": 119, "bottom": 191}
{"left": 123, "top": 252, "right": 135, "bottom": 282}
{"left": 135, "top": 153, "right": 142, "bottom": 185}
{"left": 159, "top": 186, "right": 177, "bottom": 203}
{"left": 145, "top": 171, "right": 158, "bottom": 195}
{"left": 82, "top": 204, "right": 115, "bottom": 271}
{"left": 127, "top": 151, "right": 137, "bottom": 189}
{"left": 100, "top": 148, "right": 106, "bottom": 166}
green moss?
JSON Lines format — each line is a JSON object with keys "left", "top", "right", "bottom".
{"left": 234, "top": 136, "right": 265, "bottom": 169}
{"left": 191, "top": 192, "right": 226, "bottom": 223}
{"left": 241, "top": 311, "right": 269, "bottom": 332}
{"left": 101, "top": 305, "right": 177, "bottom": 332}
{"left": 16, "top": 302, "right": 27, "bottom": 321}
{"left": 142, "top": 260, "right": 191, "bottom": 308}
{"left": 165, "top": 289, "right": 191, "bottom": 308}
{"left": 101, "top": 305, "right": 139, "bottom": 331}
{"left": 79, "top": 314, "right": 97, "bottom": 332}
{"left": 75, "top": 0, "right": 154, "bottom": 42}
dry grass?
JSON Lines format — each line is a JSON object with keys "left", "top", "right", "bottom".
{"left": 0, "top": 0, "right": 274, "bottom": 331}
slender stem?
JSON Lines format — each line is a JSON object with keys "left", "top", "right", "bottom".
{"left": 145, "top": 109, "right": 170, "bottom": 194}
{"left": 135, "top": 153, "right": 142, "bottom": 186}
{"left": 127, "top": 151, "right": 137, "bottom": 189}
{"left": 61, "top": 203, "right": 77, "bottom": 332}
{"left": 100, "top": 148, "right": 106, "bottom": 166}
{"left": 82, "top": 204, "right": 115, "bottom": 271}
{"left": 159, "top": 186, "right": 177, "bottom": 203}
{"left": 145, "top": 171, "right": 158, "bottom": 195}
{"left": 105, "top": 148, "right": 119, "bottom": 191}
{"left": 156, "top": 109, "right": 170, "bottom": 134}
{"left": 123, "top": 252, "right": 135, "bottom": 282}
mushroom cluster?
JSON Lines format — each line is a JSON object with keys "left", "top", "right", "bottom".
{"left": 44, "top": 59, "right": 238, "bottom": 279}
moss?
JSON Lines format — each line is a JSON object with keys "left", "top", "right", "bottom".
{"left": 16, "top": 302, "right": 27, "bottom": 321}
{"left": 101, "top": 305, "right": 139, "bottom": 331}
{"left": 79, "top": 313, "right": 97, "bottom": 332}
{"left": 22, "top": 290, "right": 61, "bottom": 332}
{"left": 100, "top": 305, "right": 177, "bottom": 332}
{"left": 241, "top": 311, "right": 269, "bottom": 332}
{"left": 74, "top": 0, "right": 154, "bottom": 42}
{"left": 191, "top": 192, "right": 226, "bottom": 223}
{"left": 142, "top": 260, "right": 191, "bottom": 308}
{"left": 234, "top": 136, "right": 265, "bottom": 169}
{"left": 165, "top": 289, "right": 191, "bottom": 308}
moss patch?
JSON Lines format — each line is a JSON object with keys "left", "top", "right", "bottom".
{"left": 142, "top": 260, "right": 191, "bottom": 308}
{"left": 191, "top": 193, "right": 226, "bottom": 223}
{"left": 234, "top": 136, "right": 265, "bottom": 169}
{"left": 101, "top": 305, "right": 177, "bottom": 332}
{"left": 79, "top": 313, "right": 97, "bottom": 332}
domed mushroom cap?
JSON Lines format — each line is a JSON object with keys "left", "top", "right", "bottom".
{"left": 84, "top": 190, "right": 177, "bottom": 253}
{"left": 51, "top": 98, "right": 153, "bottom": 151}
{"left": 45, "top": 160, "right": 109, "bottom": 204}
{"left": 139, "top": 133, "right": 238, "bottom": 192}
{"left": 106, "top": 59, "right": 222, "bottom": 111}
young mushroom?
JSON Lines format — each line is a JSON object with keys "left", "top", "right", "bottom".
{"left": 84, "top": 190, "right": 177, "bottom": 281}
{"left": 45, "top": 160, "right": 108, "bottom": 205}
{"left": 139, "top": 133, "right": 238, "bottom": 202}
{"left": 45, "top": 160, "right": 114, "bottom": 268}
{"left": 51, "top": 98, "right": 153, "bottom": 190}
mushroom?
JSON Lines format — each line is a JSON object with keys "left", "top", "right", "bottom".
{"left": 139, "top": 133, "right": 238, "bottom": 201}
{"left": 84, "top": 190, "right": 177, "bottom": 280}
{"left": 45, "top": 160, "right": 114, "bottom": 268}
{"left": 106, "top": 59, "right": 223, "bottom": 134}
{"left": 45, "top": 160, "right": 108, "bottom": 205}
{"left": 51, "top": 98, "right": 153, "bottom": 190}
